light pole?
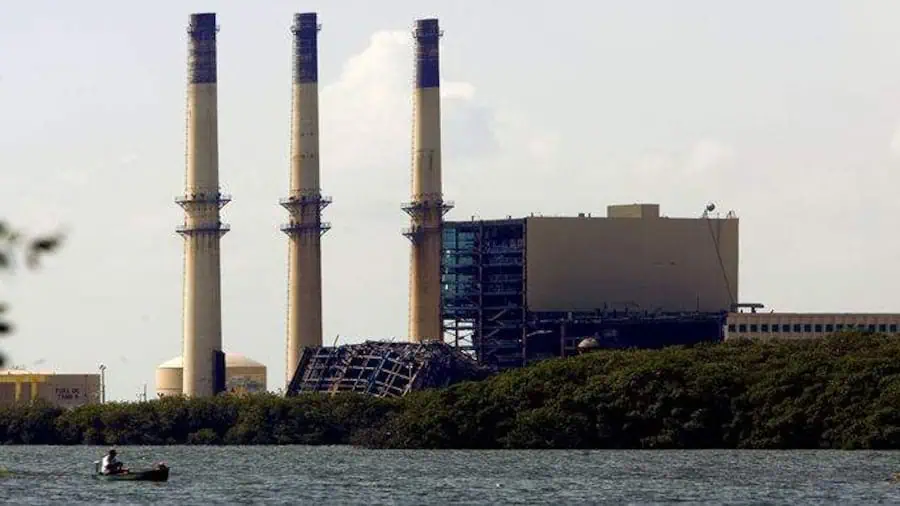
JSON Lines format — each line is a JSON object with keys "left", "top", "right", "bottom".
{"left": 98, "top": 364, "right": 107, "bottom": 404}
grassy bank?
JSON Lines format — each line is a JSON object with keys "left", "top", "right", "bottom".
{"left": 3, "top": 332, "right": 900, "bottom": 449}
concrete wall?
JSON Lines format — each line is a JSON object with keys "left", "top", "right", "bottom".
{"left": 0, "top": 383, "right": 15, "bottom": 404}
{"left": 524, "top": 212, "right": 739, "bottom": 313}
{"left": 726, "top": 312, "right": 900, "bottom": 340}
{"left": 223, "top": 366, "right": 267, "bottom": 394}
{"left": 0, "top": 373, "right": 100, "bottom": 408}
{"left": 39, "top": 375, "right": 100, "bottom": 408}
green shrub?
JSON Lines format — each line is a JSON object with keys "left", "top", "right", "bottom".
{"left": 2, "top": 332, "right": 899, "bottom": 449}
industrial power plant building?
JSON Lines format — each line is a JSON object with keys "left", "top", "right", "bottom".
{"left": 151, "top": 11, "right": 900, "bottom": 398}
{"left": 441, "top": 203, "right": 900, "bottom": 368}
{"left": 441, "top": 203, "right": 739, "bottom": 369}
{"left": 0, "top": 369, "right": 101, "bottom": 408}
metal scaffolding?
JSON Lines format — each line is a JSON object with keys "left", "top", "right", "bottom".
{"left": 285, "top": 341, "right": 489, "bottom": 398}
{"left": 441, "top": 219, "right": 527, "bottom": 370}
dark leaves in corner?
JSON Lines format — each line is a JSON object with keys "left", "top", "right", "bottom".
{"left": 25, "top": 236, "right": 63, "bottom": 270}
{"left": 0, "top": 221, "right": 65, "bottom": 368}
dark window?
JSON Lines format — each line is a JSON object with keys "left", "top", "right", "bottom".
{"left": 782, "top": 324, "right": 791, "bottom": 332}
{"left": 891, "top": 324, "right": 898, "bottom": 333}
{"left": 814, "top": 324, "right": 823, "bottom": 333}
{"left": 760, "top": 324, "right": 769, "bottom": 332}
{"left": 879, "top": 324, "right": 888, "bottom": 332}
{"left": 728, "top": 324, "right": 736, "bottom": 332}
{"left": 750, "top": 324, "right": 758, "bottom": 332}
{"left": 803, "top": 324, "right": 812, "bottom": 332}
{"left": 825, "top": 324, "right": 834, "bottom": 332}
{"left": 868, "top": 324, "right": 877, "bottom": 332}
{"left": 836, "top": 323, "right": 844, "bottom": 330}
{"left": 793, "top": 324, "right": 802, "bottom": 332}
{"left": 771, "top": 325, "right": 779, "bottom": 333}
{"left": 738, "top": 324, "right": 747, "bottom": 333}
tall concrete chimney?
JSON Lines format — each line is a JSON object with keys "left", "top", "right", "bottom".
{"left": 403, "top": 18, "right": 453, "bottom": 343}
{"left": 281, "top": 12, "right": 331, "bottom": 387}
{"left": 177, "top": 12, "right": 230, "bottom": 398}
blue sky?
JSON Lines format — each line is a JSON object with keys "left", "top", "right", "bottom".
{"left": 4, "top": 0, "right": 900, "bottom": 400}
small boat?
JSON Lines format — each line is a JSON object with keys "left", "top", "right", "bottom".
{"left": 92, "top": 461, "right": 170, "bottom": 482}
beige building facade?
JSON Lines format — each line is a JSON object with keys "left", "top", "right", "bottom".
{"left": 524, "top": 204, "right": 739, "bottom": 314}
{"left": 726, "top": 312, "right": 900, "bottom": 340}
{"left": 0, "top": 370, "right": 101, "bottom": 408}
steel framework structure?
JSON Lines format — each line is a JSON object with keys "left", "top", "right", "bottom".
{"left": 285, "top": 341, "right": 489, "bottom": 398}
{"left": 441, "top": 219, "right": 527, "bottom": 370}
{"left": 441, "top": 220, "right": 729, "bottom": 372}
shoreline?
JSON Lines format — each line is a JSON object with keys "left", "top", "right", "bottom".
{"left": 1, "top": 332, "right": 898, "bottom": 450}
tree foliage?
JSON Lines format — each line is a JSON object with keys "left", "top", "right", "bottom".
{"left": 0, "top": 221, "right": 64, "bottom": 366}
{"left": 3, "top": 332, "right": 900, "bottom": 449}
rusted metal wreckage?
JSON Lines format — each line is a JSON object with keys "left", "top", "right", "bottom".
{"left": 285, "top": 341, "right": 491, "bottom": 398}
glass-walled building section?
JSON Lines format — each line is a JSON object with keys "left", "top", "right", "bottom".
{"left": 441, "top": 224, "right": 479, "bottom": 354}
{"left": 441, "top": 219, "right": 526, "bottom": 370}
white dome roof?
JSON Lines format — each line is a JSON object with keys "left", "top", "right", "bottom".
{"left": 157, "top": 353, "right": 265, "bottom": 369}
{"left": 577, "top": 337, "right": 601, "bottom": 349}
{"left": 158, "top": 356, "right": 183, "bottom": 368}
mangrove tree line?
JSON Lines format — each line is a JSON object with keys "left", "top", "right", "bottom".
{"left": 2, "top": 331, "right": 900, "bottom": 449}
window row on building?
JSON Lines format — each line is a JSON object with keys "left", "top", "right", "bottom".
{"left": 724, "top": 313, "right": 900, "bottom": 339}
{"left": 728, "top": 322, "right": 899, "bottom": 335}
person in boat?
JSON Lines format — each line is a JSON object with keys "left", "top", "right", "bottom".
{"left": 101, "top": 449, "right": 127, "bottom": 475}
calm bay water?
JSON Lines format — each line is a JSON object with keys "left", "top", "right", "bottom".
{"left": 0, "top": 446, "right": 899, "bottom": 504}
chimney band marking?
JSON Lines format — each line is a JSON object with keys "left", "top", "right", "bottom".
{"left": 292, "top": 13, "right": 319, "bottom": 84}
{"left": 414, "top": 18, "right": 440, "bottom": 89}
{"left": 188, "top": 13, "right": 218, "bottom": 84}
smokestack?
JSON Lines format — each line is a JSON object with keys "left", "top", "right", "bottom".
{"left": 281, "top": 12, "right": 331, "bottom": 387}
{"left": 176, "top": 12, "right": 230, "bottom": 398}
{"left": 403, "top": 18, "right": 453, "bottom": 343}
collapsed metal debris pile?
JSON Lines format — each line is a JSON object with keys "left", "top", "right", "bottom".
{"left": 285, "top": 340, "right": 491, "bottom": 398}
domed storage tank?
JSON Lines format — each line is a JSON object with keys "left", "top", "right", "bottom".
{"left": 155, "top": 356, "right": 184, "bottom": 397}
{"left": 155, "top": 353, "right": 267, "bottom": 397}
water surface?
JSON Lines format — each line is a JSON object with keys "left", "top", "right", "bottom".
{"left": 1, "top": 446, "right": 898, "bottom": 504}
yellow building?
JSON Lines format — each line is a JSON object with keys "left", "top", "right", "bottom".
{"left": 523, "top": 204, "right": 739, "bottom": 313}
{"left": 726, "top": 312, "right": 900, "bottom": 340}
{"left": 155, "top": 353, "right": 267, "bottom": 397}
{"left": 0, "top": 369, "right": 101, "bottom": 408}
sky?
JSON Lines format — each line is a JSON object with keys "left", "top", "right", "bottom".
{"left": 3, "top": 0, "right": 900, "bottom": 400}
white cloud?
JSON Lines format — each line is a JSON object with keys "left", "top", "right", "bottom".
{"left": 622, "top": 139, "right": 735, "bottom": 189}
{"left": 317, "top": 29, "right": 559, "bottom": 215}
{"left": 302, "top": 30, "right": 560, "bottom": 350}
{"left": 685, "top": 139, "right": 735, "bottom": 175}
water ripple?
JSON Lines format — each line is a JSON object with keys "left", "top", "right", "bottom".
{"left": 0, "top": 446, "right": 898, "bottom": 504}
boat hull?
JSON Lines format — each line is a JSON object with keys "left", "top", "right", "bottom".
{"left": 93, "top": 466, "right": 169, "bottom": 482}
